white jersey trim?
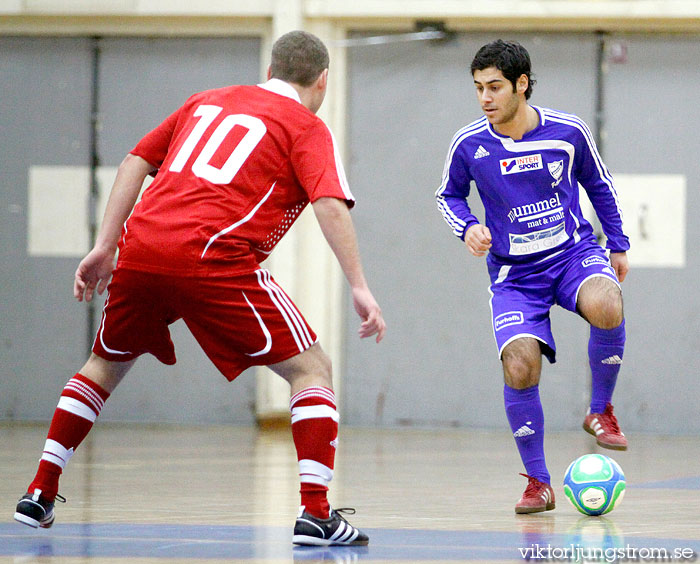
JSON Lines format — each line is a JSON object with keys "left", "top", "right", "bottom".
{"left": 436, "top": 118, "right": 488, "bottom": 237}
{"left": 436, "top": 118, "right": 488, "bottom": 198}
{"left": 201, "top": 182, "right": 276, "bottom": 258}
{"left": 258, "top": 80, "right": 353, "bottom": 204}
{"left": 496, "top": 134, "right": 576, "bottom": 187}
{"left": 327, "top": 127, "right": 355, "bottom": 202}
{"left": 256, "top": 79, "right": 301, "bottom": 103}
{"left": 542, "top": 108, "right": 624, "bottom": 225}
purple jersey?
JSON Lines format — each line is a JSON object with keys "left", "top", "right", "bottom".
{"left": 436, "top": 106, "right": 629, "bottom": 265}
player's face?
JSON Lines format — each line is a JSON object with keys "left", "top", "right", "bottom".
{"left": 473, "top": 67, "right": 524, "bottom": 126}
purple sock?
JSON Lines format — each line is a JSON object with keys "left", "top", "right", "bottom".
{"left": 589, "top": 320, "right": 625, "bottom": 413}
{"left": 503, "top": 384, "right": 549, "bottom": 484}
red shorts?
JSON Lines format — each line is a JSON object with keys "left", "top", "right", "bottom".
{"left": 93, "top": 267, "right": 318, "bottom": 381}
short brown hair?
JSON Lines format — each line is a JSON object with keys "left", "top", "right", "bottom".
{"left": 270, "top": 30, "right": 329, "bottom": 87}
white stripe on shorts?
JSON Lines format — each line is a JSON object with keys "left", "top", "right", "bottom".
{"left": 96, "top": 296, "right": 132, "bottom": 356}
{"left": 256, "top": 269, "right": 312, "bottom": 352}
{"left": 262, "top": 270, "right": 314, "bottom": 345}
{"left": 242, "top": 291, "right": 273, "bottom": 357}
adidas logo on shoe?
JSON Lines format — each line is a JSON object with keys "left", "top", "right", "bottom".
{"left": 540, "top": 487, "right": 553, "bottom": 505}
{"left": 513, "top": 422, "right": 535, "bottom": 438}
{"left": 474, "top": 145, "right": 490, "bottom": 159}
{"left": 601, "top": 355, "right": 623, "bottom": 365}
{"left": 583, "top": 404, "right": 627, "bottom": 450}
{"left": 293, "top": 506, "right": 369, "bottom": 546}
{"left": 515, "top": 473, "right": 555, "bottom": 514}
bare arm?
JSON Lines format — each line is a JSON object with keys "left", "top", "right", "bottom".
{"left": 74, "top": 154, "right": 156, "bottom": 302}
{"left": 311, "top": 197, "right": 386, "bottom": 343}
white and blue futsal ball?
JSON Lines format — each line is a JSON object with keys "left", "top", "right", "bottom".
{"left": 563, "top": 454, "right": 626, "bottom": 516}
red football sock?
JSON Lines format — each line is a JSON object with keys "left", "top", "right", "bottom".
{"left": 28, "top": 373, "right": 110, "bottom": 502}
{"left": 290, "top": 386, "right": 338, "bottom": 519}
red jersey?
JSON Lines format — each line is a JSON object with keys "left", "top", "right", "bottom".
{"left": 117, "top": 79, "right": 354, "bottom": 276}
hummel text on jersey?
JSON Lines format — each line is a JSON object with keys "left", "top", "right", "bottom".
{"left": 507, "top": 193, "right": 562, "bottom": 223}
{"left": 474, "top": 145, "right": 490, "bottom": 159}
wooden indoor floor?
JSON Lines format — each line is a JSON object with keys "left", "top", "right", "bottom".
{"left": 1, "top": 422, "right": 698, "bottom": 563}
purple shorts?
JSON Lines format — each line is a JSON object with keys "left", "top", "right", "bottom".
{"left": 487, "top": 241, "right": 621, "bottom": 363}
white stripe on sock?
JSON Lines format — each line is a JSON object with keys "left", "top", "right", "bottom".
{"left": 291, "top": 405, "right": 339, "bottom": 424}
{"left": 57, "top": 396, "right": 97, "bottom": 422}
{"left": 64, "top": 380, "right": 104, "bottom": 413}
{"left": 290, "top": 387, "right": 336, "bottom": 409}
{"left": 41, "top": 439, "right": 74, "bottom": 469}
{"left": 299, "top": 459, "right": 334, "bottom": 487}
{"left": 40, "top": 452, "right": 67, "bottom": 469}
{"left": 67, "top": 378, "right": 104, "bottom": 409}
{"left": 299, "top": 474, "right": 332, "bottom": 487}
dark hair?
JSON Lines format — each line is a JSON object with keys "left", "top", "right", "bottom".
{"left": 470, "top": 40, "right": 536, "bottom": 99}
{"left": 270, "top": 30, "right": 329, "bottom": 87}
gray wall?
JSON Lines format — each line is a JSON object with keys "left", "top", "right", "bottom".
{"left": 603, "top": 36, "right": 700, "bottom": 433}
{"left": 1, "top": 37, "right": 93, "bottom": 420}
{"left": 0, "top": 36, "right": 261, "bottom": 424}
{"left": 343, "top": 32, "right": 700, "bottom": 434}
{"left": 2, "top": 32, "right": 698, "bottom": 433}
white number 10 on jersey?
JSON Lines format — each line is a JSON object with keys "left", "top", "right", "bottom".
{"left": 169, "top": 104, "right": 267, "bottom": 185}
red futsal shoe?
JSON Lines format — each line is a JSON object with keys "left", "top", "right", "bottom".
{"left": 515, "top": 474, "right": 555, "bottom": 514}
{"left": 583, "top": 403, "right": 628, "bottom": 450}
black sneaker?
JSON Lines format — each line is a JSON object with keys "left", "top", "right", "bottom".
{"left": 293, "top": 507, "right": 369, "bottom": 546}
{"left": 14, "top": 491, "right": 66, "bottom": 529}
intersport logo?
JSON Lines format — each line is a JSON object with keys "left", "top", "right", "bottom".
{"left": 500, "top": 154, "right": 543, "bottom": 175}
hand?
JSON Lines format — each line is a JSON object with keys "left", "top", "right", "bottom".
{"left": 609, "top": 251, "right": 629, "bottom": 283}
{"left": 351, "top": 286, "right": 386, "bottom": 343}
{"left": 74, "top": 247, "right": 116, "bottom": 302}
{"left": 465, "top": 224, "right": 492, "bottom": 257}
